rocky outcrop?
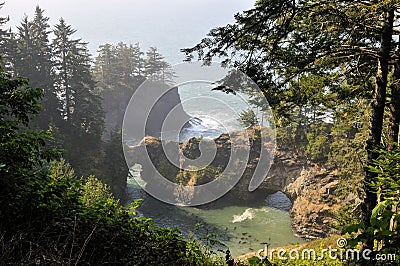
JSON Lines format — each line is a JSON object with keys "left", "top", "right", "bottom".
{"left": 128, "top": 127, "right": 277, "bottom": 204}
{"left": 103, "top": 83, "right": 191, "bottom": 139}
{"left": 260, "top": 149, "right": 341, "bottom": 239}
{"left": 128, "top": 127, "right": 342, "bottom": 239}
{"left": 285, "top": 166, "right": 340, "bottom": 239}
{"left": 144, "top": 86, "right": 192, "bottom": 136}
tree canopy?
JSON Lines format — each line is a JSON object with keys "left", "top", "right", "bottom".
{"left": 183, "top": 0, "right": 400, "bottom": 257}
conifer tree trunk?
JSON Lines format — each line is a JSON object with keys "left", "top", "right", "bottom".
{"left": 362, "top": 8, "right": 394, "bottom": 253}
{"left": 388, "top": 59, "right": 400, "bottom": 150}
{"left": 62, "top": 49, "right": 71, "bottom": 123}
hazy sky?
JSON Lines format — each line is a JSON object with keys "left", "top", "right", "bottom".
{"left": 1, "top": 0, "right": 255, "bottom": 63}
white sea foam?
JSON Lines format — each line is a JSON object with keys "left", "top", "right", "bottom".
{"left": 187, "top": 117, "right": 208, "bottom": 132}
{"left": 256, "top": 207, "right": 270, "bottom": 213}
{"left": 232, "top": 208, "right": 254, "bottom": 223}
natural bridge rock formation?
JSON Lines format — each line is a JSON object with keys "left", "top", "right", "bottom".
{"left": 128, "top": 127, "right": 277, "bottom": 203}
{"left": 127, "top": 127, "right": 342, "bottom": 239}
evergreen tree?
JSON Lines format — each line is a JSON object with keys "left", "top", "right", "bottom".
{"left": 144, "top": 46, "right": 173, "bottom": 82}
{"left": 183, "top": 0, "right": 400, "bottom": 254}
{"left": 14, "top": 16, "right": 34, "bottom": 77}
{"left": 2, "top": 7, "right": 59, "bottom": 130}
{"left": 0, "top": 31, "right": 17, "bottom": 74}
{"left": 94, "top": 43, "right": 116, "bottom": 90}
{"left": 52, "top": 18, "right": 80, "bottom": 123}
{"left": 29, "top": 7, "right": 59, "bottom": 130}
{"left": 94, "top": 42, "right": 145, "bottom": 92}
{"left": 52, "top": 18, "right": 104, "bottom": 176}
{"left": 115, "top": 42, "right": 144, "bottom": 86}
{"left": 388, "top": 60, "right": 400, "bottom": 150}
{"left": 93, "top": 42, "right": 146, "bottom": 138}
{"left": 0, "top": 3, "right": 10, "bottom": 55}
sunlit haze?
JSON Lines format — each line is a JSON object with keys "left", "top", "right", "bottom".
{"left": 1, "top": 0, "right": 255, "bottom": 62}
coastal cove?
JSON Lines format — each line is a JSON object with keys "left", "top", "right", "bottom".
{"left": 122, "top": 82, "right": 342, "bottom": 257}
{"left": 121, "top": 82, "right": 303, "bottom": 257}
{"left": 3, "top": 1, "right": 400, "bottom": 264}
{"left": 126, "top": 176, "right": 303, "bottom": 257}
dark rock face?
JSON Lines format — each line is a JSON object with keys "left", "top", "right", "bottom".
{"left": 145, "top": 86, "right": 192, "bottom": 136}
{"left": 128, "top": 128, "right": 342, "bottom": 239}
{"left": 109, "top": 82, "right": 192, "bottom": 140}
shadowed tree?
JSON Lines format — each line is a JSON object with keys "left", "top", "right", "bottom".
{"left": 182, "top": 0, "right": 400, "bottom": 255}
{"left": 93, "top": 42, "right": 146, "bottom": 138}
{"left": 52, "top": 18, "right": 104, "bottom": 177}
{"left": 0, "top": 7, "right": 60, "bottom": 131}
{"left": 144, "top": 46, "right": 173, "bottom": 83}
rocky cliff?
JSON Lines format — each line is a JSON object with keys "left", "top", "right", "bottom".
{"left": 103, "top": 82, "right": 191, "bottom": 139}
{"left": 128, "top": 127, "right": 343, "bottom": 239}
{"left": 144, "top": 85, "right": 192, "bottom": 136}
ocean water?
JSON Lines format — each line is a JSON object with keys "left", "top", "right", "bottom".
{"left": 162, "top": 82, "right": 271, "bottom": 141}
{"left": 125, "top": 81, "right": 303, "bottom": 257}
{"left": 127, "top": 177, "right": 302, "bottom": 257}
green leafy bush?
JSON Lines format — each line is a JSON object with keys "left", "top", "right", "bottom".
{"left": 343, "top": 146, "right": 400, "bottom": 265}
{"left": 0, "top": 63, "right": 222, "bottom": 265}
{"left": 238, "top": 109, "right": 259, "bottom": 128}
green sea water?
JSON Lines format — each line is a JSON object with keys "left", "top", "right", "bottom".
{"left": 127, "top": 176, "right": 303, "bottom": 257}
{"left": 125, "top": 81, "right": 303, "bottom": 257}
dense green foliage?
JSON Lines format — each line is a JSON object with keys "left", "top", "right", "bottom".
{"left": 0, "top": 4, "right": 225, "bottom": 265}
{"left": 238, "top": 109, "right": 259, "bottom": 128}
{"left": 0, "top": 6, "right": 107, "bottom": 190}
{"left": 2, "top": 0, "right": 400, "bottom": 264}
{"left": 0, "top": 56, "right": 221, "bottom": 265}
{"left": 343, "top": 147, "right": 400, "bottom": 263}
{"left": 93, "top": 43, "right": 171, "bottom": 137}
{"left": 183, "top": 0, "right": 400, "bottom": 262}
{"left": 0, "top": 6, "right": 174, "bottom": 200}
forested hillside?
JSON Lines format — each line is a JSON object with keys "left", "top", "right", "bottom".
{"left": 1, "top": 1, "right": 400, "bottom": 265}
{"left": 0, "top": 6, "right": 173, "bottom": 200}
{"left": 183, "top": 0, "right": 400, "bottom": 264}
{"left": 0, "top": 5, "right": 222, "bottom": 265}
